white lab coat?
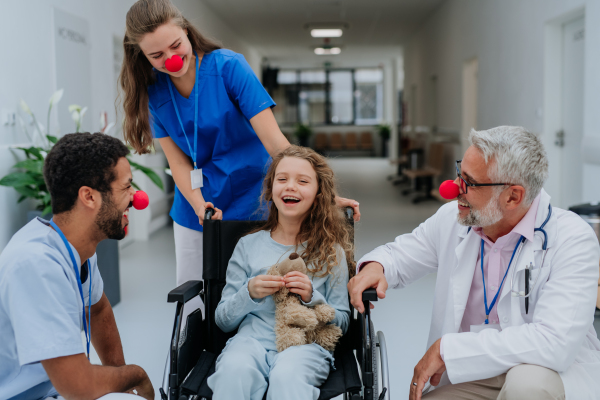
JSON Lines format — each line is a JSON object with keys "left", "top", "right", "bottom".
{"left": 358, "top": 189, "right": 600, "bottom": 399}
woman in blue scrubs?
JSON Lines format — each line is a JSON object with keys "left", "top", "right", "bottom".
{"left": 119, "top": 0, "right": 360, "bottom": 294}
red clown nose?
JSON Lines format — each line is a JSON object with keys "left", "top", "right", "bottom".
{"left": 439, "top": 180, "right": 460, "bottom": 200}
{"left": 165, "top": 55, "right": 183, "bottom": 72}
{"left": 133, "top": 190, "right": 149, "bottom": 210}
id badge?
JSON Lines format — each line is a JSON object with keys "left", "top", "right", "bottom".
{"left": 191, "top": 168, "right": 203, "bottom": 190}
{"left": 470, "top": 323, "right": 501, "bottom": 333}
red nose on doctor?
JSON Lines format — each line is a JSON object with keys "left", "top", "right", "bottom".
{"left": 348, "top": 126, "right": 600, "bottom": 400}
{"left": 119, "top": 0, "right": 360, "bottom": 296}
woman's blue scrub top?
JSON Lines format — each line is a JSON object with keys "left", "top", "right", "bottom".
{"left": 148, "top": 49, "right": 274, "bottom": 231}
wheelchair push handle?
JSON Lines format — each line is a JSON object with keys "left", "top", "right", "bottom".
{"left": 362, "top": 288, "right": 378, "bottom": 302}
{"left": 204, "top": 207, "right": 215, "bottom": 220}
{"left": 345, "top": 206, "right": 354, "bottom": 221}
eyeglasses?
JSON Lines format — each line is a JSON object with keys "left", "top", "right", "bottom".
{"left": 455, "top": 160, "right": 511, "bottom": 194}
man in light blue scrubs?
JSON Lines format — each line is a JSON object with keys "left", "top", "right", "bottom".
{"left": 0, "top": 133, "right": 153, "bottom": 400}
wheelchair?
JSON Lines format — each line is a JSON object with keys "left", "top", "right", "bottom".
{"left": 160, "top": 208, "right": 390, "bottom": 400}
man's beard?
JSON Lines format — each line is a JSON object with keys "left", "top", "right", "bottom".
{"left": 95, "top": 193, "right": 126, "bottom": 240}
{"left": 457, "top": 192, "right": 503, "bottom": 227}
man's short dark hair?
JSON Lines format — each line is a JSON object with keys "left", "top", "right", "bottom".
{"left": 44, "top": 132, "right": 130, "bottom": 214}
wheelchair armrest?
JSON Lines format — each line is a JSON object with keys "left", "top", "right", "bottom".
{"left": 362, "top": 288, "right": 378, "bottom": 302}
{"left": 168, "top": 280, "right": 203, "bottom": 304}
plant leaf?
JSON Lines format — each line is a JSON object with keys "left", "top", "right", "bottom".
{"left": 17, "top": 195, "right": 27, "bottom": 203}
{"left": 14, "top": 185, "right": 39, "bottom": 198}
{"left": 42, "top": 205, "right": 53, "bottom": 217}
{"left": 17, "top": 146, "right": 44, "bottom": 160}
{"left": 131, "top": 181, "right": 141, "bottom": 191}
{"left": 0, "top": 172, "right": 38, "bottom": 187}
{"left": 128, "top": 159, "right": 164, "bottom": 190}
{"left": 13, "top": 159, "right": 43, "bottom": 174}
{"left": 46, "top": 135, "right": 58, "bottom": 144}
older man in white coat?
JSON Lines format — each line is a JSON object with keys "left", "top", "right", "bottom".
{"left": 349, "top": 126, "right": 600, "bottom": 400}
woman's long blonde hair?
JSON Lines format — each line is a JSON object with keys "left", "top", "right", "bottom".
{"left": 119, "top": 0, "right": 221, "bottom": 154}
{"left": 253, "top": 146, "right": 355, "bottom": 278}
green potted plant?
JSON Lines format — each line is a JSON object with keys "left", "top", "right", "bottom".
{"left": 0, "top": 90, "right": 164, "bottom": 220}
{"left": 376, "top": 123, "right": 391, "bottom": 157}
{"left": 294, "top": 123, "right": 313, "bottom": 148}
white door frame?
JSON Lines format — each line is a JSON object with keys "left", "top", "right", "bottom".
{"left": 543, "top": 6, "right": 585, "bottom": 207}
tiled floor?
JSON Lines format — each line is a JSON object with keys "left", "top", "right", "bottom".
{"left": 92, "top": 157, "right": 600, "bottom": 400}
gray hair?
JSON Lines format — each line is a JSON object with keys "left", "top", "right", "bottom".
{"left": 469, "top": 126, "right": 548, "bottom": 206}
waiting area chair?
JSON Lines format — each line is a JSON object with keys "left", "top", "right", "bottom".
{"left": 314, "top": 132, "right": 329, "bottom": 154}
{"left": 402, "top": 142, "right": 445, "bottom": 203}
{"left": 330, "top": 132, "right": 344, "bottom": 151}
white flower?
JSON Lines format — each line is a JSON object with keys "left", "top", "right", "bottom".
{"left": 104, "top": 122, "right": 115, "bottom": 134}
{"left": 68, "top": 104, "right": 81, "bottom": 113}
{"left": 20, "top": 100, "right": 32, "bottom": 115}
{"left": 48, "top": 89, "right": 64, "bottom": 108}
{"left": 71, "top": 110, "right": 80, "bottom": 122}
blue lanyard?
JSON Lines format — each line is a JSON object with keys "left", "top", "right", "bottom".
{"left": 480, "top": 235, "right": 524, "bottom": 324}
{"left": 49, "top": 219, "right": 92, "bottom": 359}
{"left": 167, "top": 51, "right": 200, "bottom": 169}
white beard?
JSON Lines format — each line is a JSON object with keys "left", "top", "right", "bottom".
{"left": 457, "top": 193, "right": 503, "bottom": 227}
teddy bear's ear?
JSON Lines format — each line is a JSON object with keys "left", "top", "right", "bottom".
{"left": 289, "top": 253, "right": 300, "bottom": 260}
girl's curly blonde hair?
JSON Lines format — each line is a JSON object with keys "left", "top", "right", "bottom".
{"left": 252, "top": 145, "right": 355, "bottom": 278}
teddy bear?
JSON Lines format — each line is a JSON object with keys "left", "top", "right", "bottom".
{"left": 266, "top": 252, "right": 342, "bottom": 353}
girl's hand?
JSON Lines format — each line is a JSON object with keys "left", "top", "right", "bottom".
{"left": 284, "top": 271, "right": 313, "bottom": 303}
{"left": 248, "top": 275, "right": 285, "bottom": 300}
{"left": 335, "top": 196, "right": 361, "bottom": 221}
{"left": 197, "top": 201, "right": 222, "bottom": 226}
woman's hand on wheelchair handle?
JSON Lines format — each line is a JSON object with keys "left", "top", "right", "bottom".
{"left": 348, "top": 262, "right": 388, "bottom": 313}
{"left": 197, "top": 201, "right": 222, "bottom": 226}
{"left": 335, "top": 196, "right": 361, "bottom": 221}
{"left": 284, "top": 271, "right": 313, "bottom": 303}
{"left": 248, "top": 275, "right": 285, "bottom": 300}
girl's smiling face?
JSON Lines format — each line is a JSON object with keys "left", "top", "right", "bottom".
{"left": 272, "top": 156, "right": 319, "bottom": 222}
{"left": 138, "top": 21, "right": 193, "bottom": 77}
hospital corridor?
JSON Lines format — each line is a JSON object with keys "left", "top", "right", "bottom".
{"left": 2, "top": 1, "right": 600, "bottom": 400}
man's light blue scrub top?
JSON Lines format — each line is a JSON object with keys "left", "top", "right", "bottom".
{"left": 148, "top": 49, "right": 275, "bottom": 232}
{"left": 0, "top": 218, "right": 104, "bottom": 400}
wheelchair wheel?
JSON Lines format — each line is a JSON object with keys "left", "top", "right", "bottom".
{"left": 370, "top": 319, "right": 379, "bottom": 398}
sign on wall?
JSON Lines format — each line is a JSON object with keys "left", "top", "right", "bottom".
{"left": 53, "top": 8, "right": 91, "bottom": 135}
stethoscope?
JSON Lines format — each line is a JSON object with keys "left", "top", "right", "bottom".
{"left": 509, "top": 204, "right": 552, "bottom": 314}
{"left": 49, "top": 219, "right": 92, "bottom": 359}
{"left": 469, "top": 203, "right": 552, "bottom": 320}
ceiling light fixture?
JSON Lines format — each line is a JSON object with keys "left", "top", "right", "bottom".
{"left": 314, "top": 47, "right": 341, "bottom": 55}
{"left": 311, "top": 29, "right": 343, "bottom": 38}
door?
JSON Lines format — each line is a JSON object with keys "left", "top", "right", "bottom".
{"left": 560, "top": 17, "right": 585, "bottom": 209}
{"left": 462, "top": 58, "right": 478, "bottom": 154}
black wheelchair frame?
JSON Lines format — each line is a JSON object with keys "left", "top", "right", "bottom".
{"left": 160, "top": 208, "right": 389, "bottom": 400}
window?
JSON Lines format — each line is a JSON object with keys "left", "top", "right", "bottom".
{"left": 271, "top": 67, "right": 383, "bottom": 126}
{"left": 354, "top": 69, "right": 383, "bottom": 125}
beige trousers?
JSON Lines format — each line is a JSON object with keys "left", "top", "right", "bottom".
{"left": 422, "top": 364, "right": 565, "bottom": 400}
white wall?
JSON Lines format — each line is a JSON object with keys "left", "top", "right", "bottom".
{"left": 403, "top": 0, "right": 600, "bottom": 206}
{"left": 0, "top": 0, "right": 262, "bottom": 251}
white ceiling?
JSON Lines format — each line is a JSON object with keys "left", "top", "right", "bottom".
{"left": 201, "top": 0, "right": 445, "bottom": 66}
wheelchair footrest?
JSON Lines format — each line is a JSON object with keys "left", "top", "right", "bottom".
{"left": 180, "top": 351, "right": 217, "bottom": 397}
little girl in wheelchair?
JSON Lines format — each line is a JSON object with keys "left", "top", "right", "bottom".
{"left": 207, "top": 145, "right": 354, "bottom": 400}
